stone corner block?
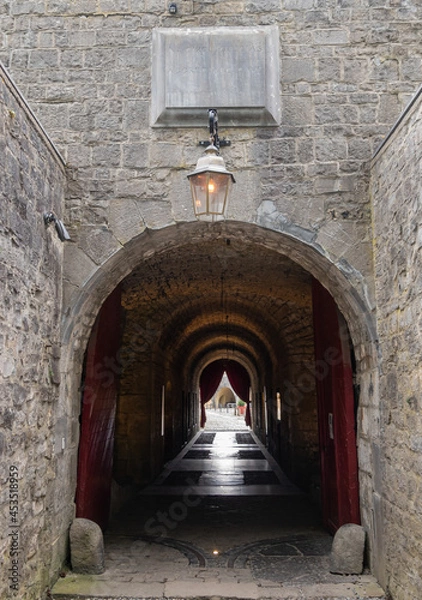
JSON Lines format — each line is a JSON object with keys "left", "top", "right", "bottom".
{"left": 63, "top": 243, "right": 97, "bottom": 287}
{"left": 69, "top": 518, "right": 105, "bottom": 575}
{"left": 330, "top": 523, "right": 366, "bottom": 575}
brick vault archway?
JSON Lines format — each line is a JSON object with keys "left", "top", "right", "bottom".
{"left": 59, "top": 220, "right": 382, "bottom": 578}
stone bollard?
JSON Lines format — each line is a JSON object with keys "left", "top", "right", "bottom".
{"left": 69, "top": 518, "right": 105, "bottom": 574}
{"left": 330, "top": 523, "right": 366, "bottom": 575}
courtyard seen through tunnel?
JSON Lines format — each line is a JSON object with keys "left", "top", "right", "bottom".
{"left": 74, "top": 230, "right": 361, "bottom": 558}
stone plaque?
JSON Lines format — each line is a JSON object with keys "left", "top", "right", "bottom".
{"left": 151, "top": 27, "right": 280, "bottom": 127}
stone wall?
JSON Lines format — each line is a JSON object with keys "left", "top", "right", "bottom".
{"left": 1, "top": 0, "right": 420, "bottom": 316}
{"left": 0, "top": 64, "right": 66, "bottom": 599}
{"left": 371, "top": 88, "right": 422, "bottom": 600}
{"left": 0, "top": 1, "right": 421, "bottom": 596}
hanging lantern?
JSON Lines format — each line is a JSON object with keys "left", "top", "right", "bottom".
{"left": 187, "top": 109, "right": 235, "bottom": 219}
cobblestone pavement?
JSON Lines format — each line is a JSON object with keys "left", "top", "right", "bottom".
{"left": 204, "top": 408, "right": 250, "bottom": 430}
{"left": 52, "top": 429, "right": 386, "bottom": 600}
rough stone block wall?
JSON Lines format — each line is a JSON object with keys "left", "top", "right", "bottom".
{"left": 371, "top": 89, "right": 422, "bottom": 600}
{"left": 269, "top": 302, "right": 320, "bottom": 492}
{"left": 0, "top": 64, "right": 66, "bottom": 599}
{"left": 0, "top": 0, "right": 420, "bottom": 314}
{"left": 0, "top": 1, "right": 420, "bottom": 595}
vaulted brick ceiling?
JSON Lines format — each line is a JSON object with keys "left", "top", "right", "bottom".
{"left": 121, "top": 236, "right": 314, "bottom": 377}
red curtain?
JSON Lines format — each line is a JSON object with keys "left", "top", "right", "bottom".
{"left": 199, "top": 359, "right": 251, "bottom": 427}
{"left": 312, "top": 278, "right": 360, "bottom": 531}
{"left": 75, "top": 286, "right": 122, "bottom": 531}
{"left": 199, "top": 361, "right": 225, "bottom": 427}
{"left": 226, "top": 360, "right": 251, "bottom": 426}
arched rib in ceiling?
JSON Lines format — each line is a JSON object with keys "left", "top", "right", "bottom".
{"left": 192, "top": 348, "right": 260, "bottom": 393}
{"left": 177, "top": 329, "right": 269, "bottom": 384}
{"left": 121, "top": 237, "right": 313, "bottom": 386}
{"left": 157, "top": 304, "right": 286, "bottom": 376}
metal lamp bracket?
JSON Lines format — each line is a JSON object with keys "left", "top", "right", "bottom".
{"left": 198, "top": 109, "right": 231, "bottom": 151}
{"left": 199, "top": 139, "right": 231, "bottom": 148}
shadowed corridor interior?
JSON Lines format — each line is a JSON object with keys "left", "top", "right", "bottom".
{"left": 74, "top": 234, "right": 361, "bottom": 579}
{"left": 55, "top": 412, "right": 376, "bottom": 597}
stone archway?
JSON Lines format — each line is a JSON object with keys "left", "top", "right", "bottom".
{"left": 214, "top": 387, "right": 236, "bottom": 409}
{"left": 60, "top": 220, "right": 380, "bottom": 575}
{"left": 198, "top": 359, "right": 252, "bottom": 428}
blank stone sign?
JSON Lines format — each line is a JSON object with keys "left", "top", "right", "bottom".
{"left": 151, "top": 27, "right": 280, "bottom": 127}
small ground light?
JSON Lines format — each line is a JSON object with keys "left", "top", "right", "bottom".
{"left": 213, "top": 550, "right": 219, "bottom": 555}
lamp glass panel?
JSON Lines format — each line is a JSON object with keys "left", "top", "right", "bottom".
{"left": 190, "top": 172, "right": 232, "bottom": 216}
{"left": 207, "top": 173, "right": 230, "bottom": 214}
{"left": 190, "top": 173, "right": 208, "bottom": 216}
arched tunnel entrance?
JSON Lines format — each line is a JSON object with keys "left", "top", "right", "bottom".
{"left": 64, "top": 221, "right": 379, "bottom": 591}
{"left": 199, "top": 359, "right": 252, "bottom": 428}
{"left": 74, "top": 226, "right": 361, "bottom": 531}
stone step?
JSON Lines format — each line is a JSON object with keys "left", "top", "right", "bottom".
{"left": 51, "top": 578, "right": 387, "bottom": 600}
{"left": 52, "top": 595, "right": 387, "bottom": 600}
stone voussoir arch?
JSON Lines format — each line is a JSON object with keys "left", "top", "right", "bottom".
{"left": 60, "top": 219, "right": 378, "bottom": 421}
{"left": 192, "top": 349, "right": 260, "bottom": 396}
{"left": 60, "top": 218, "right": 381, "bottom": 576}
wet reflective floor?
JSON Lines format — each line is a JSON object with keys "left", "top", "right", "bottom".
{"left": 141, "top": 430, "right": 302, "bottom": 497}
{"left": 52, "top": 425, "right": 386, "bottom": 599}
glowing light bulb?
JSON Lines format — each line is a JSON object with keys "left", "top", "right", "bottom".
{"left": 208, "top": 181, "right": 216, "bottom": 193}
{"left": 213, "top": 549, "right": 219, "bottom": 555}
